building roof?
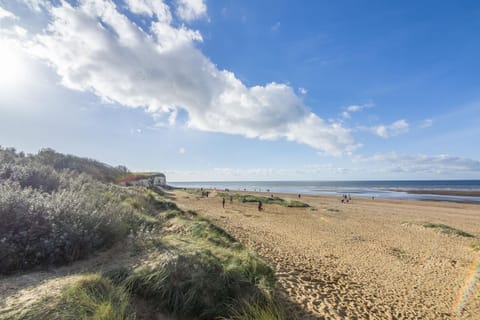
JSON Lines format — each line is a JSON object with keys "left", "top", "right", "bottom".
{"left": 115, "top": 172, "right": 165, "bottom": 184}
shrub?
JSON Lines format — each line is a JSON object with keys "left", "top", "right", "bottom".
{"left": 0, "top": 181, "right": 127, "bottom": 273}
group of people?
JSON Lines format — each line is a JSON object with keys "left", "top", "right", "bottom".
{"left": 341, "top": 194, "right": 352, "bottom": 203}
{"left": 223, "top": 196, "right": 263, "bottom": 211}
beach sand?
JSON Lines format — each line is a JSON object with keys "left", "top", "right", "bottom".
{"left": 174, "top": 189, "right": 480, "bottom": 320}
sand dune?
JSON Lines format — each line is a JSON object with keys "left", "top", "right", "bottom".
{"left": 175, "top": 190, "right": 480, "bottom": 320}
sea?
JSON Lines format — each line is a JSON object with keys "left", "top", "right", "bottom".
{"left": 169, "top": 180, "right": 480, "bottom": 203}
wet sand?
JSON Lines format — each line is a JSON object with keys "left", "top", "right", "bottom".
{"left": 174, "top": 189, "right": 480, "bottom": 320}
{"left": 394, "top": 189, "right": 480, "bottom": 197}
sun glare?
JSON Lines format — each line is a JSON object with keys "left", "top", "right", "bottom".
{"left": 0, "top": 42, "right": 29, "bottom": 90}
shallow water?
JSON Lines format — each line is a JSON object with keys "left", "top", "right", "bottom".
{"left": 169, "top": 180, "right": 480, "bottom": 203}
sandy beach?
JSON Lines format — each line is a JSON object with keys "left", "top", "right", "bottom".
{"left": 174, "top": 189, "right": 480, "bottom": 320}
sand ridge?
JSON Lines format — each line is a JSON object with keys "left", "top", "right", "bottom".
{"left": 175, "top": 190, "right": 480, "bottom": 320}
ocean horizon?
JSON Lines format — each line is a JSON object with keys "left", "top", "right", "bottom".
{"left": 169, "top": 180, "right": 480, "bottom": 203}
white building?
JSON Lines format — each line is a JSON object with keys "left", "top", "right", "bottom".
{"left": 117, "top": 173, "right": 166, "bottom": 188}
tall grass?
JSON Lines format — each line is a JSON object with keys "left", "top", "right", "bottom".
{"left": 10, "top": 274, "right": 134, "bottom": 320}
{"left": 226, "top": 300, "right": 292, "bottom": 320}
{"left": 104, "top": 211, "right": 283, "bottom": 320}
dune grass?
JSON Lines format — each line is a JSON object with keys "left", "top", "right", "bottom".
{"left": 471, "top": 242, "right": 480, "bottom": 251}
{"left": 420, "top": 222, "right": 474, "bottom": 238}
{"left": 113, "top": 211, "right": 279, "bottom": 320}
{"left": 225, "top": 300, "right": 293, "bottom": 320}
{"left": 1, "top": 147, "right": 292, "bottom": 319}
{"left": 218, "top": 193, "right": 309, "bottom": 208}
{"left": 10, "top": 274, "right": 134, "bottom": 320}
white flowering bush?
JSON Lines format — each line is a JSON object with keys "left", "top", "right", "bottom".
{"left": 0, "top": 147, "right": 159, "bottom": 274}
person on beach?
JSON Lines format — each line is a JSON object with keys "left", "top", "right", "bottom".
{"left": 230, "top": 196, "right": 233, "bottom": 204}
{"left": 298, "top": 194, "right": 301, "bottom": 199}
{"left": 222, "top": 197, "right": 225, "bottom": 208}
{"left": 258, "top": 200, "right": 263, "bottom": 211}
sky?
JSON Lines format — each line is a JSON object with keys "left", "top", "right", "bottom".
{"left": 0, "top": 0, "right": 479, "bottom": 181}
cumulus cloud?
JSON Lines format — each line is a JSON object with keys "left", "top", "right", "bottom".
{"left": 0, "top": 6, "right": 17, "bottom": 20}
{"left": 5, "top": 0, "right": 357, "bottom": 156}
{"left": 370, "top": 119, "right": 409, "bottom": 138}
{"left": 355, "top": 152, "right": 480, "bottom": 174}
{"left": 341, "top": 103, "right": 372, "bottom": 119}
{"left": 175, "top": 0, "right": 206, "bottom": 21}
{"left": 124, "top": 0, "right": 172, "bottom": 23}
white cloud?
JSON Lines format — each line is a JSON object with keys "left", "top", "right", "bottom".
{"left": 341, "top": 103, "right": 372, "bottom": 119}
{"left": 124, "top": 0, "right": 172, "bottom": 23}
{"left": 179, "top": 147, "right": 186, "bottom": 154}
{"left": 346, "top": 105, "right": 362, "bottom": 112}
{"left": 175, "top": 0, "right": 206, "bottom": 22}
{"left": 22, "top": 0, "right": 49, "bottom": 12}
{"left": 355, "top": 152, "right": 480, "bottom": 174}
{"left": 0, "top": 6, "right": 17, "bottom": 20}
{"left": 371, "top": 119, "right": 409, "bottom": 138}
{"left": 420, "top": 118, "right": 433, "bottom": 128}
{"left": 299, "top": 87, "right": 307, "bottom": 94}
{"left": 5, "top": 0, "right": 357, "bottom": 156}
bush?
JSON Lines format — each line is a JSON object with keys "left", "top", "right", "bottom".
{"left": 0, "top": 147, "right": 178, "bottom": 274}
{"left": 0, "top": 181, "right": 136, "bottom": 274}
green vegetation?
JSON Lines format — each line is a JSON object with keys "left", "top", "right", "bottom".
{"left": 114, "top": 211, "right": 280, "bottom": 319}
{"left": 420, "top": 222, "right": 474, "bottom": 238}
{"left": 471, "top": 242, "right": 480, "bottom": 251}
{"left": 226, "top": 300, "right": 292, "bottom": 320}
{"left": 218, "top": 192, "right": 309, "bottom": 208}
{"left": 0, "top": 147, "right": 178, "bottom": 274}
{"left": 11, "top": 274, "right": 134, "bottom": 320}
{"left": 34, "top": 148, "right": 129, "bottom": 182}
{"left": 1, "top": 146, "right": 293, "bottom": 319}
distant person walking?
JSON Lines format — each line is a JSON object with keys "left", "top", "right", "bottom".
{"left": 230, "top": 196, "right": 233, "bottom": 204}
{"left": 258, "top": 200, "right": 263, "bottom": 211}
{"left": 222, "top": 197, "right": 225, "bottom": 208}
{"left": 298, "top": 194, "right": 301, "bottom": 199}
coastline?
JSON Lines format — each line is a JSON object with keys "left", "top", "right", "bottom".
{"left": 169, "top": 180, "right": 480, "bottom": 204}
{"left": 393, "top": 189, "right": 480, "bottom": 197}
{"left": 173, "top": 185, "right": 480, "bottom": 204}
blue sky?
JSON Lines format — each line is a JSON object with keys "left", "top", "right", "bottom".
{"left": 0, "top": 0, "right": 479, "bottom": 181}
